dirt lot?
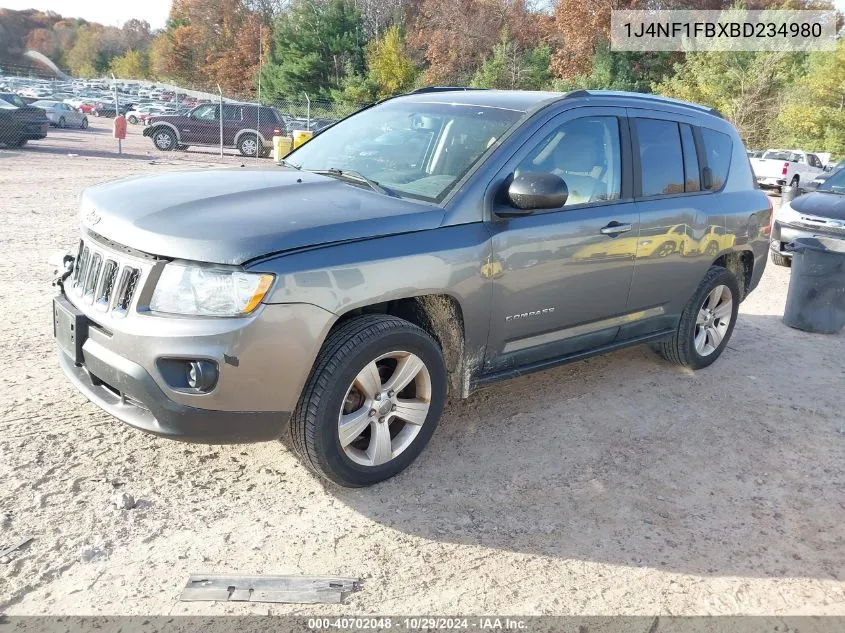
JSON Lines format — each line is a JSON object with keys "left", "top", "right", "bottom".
{"left": 1, "top": 118, "right": 844, "bottom": 616}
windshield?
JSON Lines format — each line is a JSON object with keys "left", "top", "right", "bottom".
{"left": 0, "top": 93, "right": 26, "bottom": 107}
{"left": 819, "top": 167, "right": 845, "bottom": 193}
{"left": 285, "top": 100, "right": 524, "bottom": 202}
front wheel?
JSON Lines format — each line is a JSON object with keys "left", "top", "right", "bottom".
{"left": 651, "top": 266, "right": 740, "bottom": 370}
{"left": 128, "top": 115, "right": 138, "bottom": 124}
{"left": 58, "top": 117, "right": 66, "bottom": 128}
{"left": 151, "top": 128, "right": 176, "bottom": 151}
{"left": 290, "top": 314, "right": 447, "bottom": 487}
{"left": 81, "top": 117, "right": 88, "bottom": 129}
{"left": 771, "top": 250, "right": 792, "bottom": 267}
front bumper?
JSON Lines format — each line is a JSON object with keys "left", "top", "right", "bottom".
{"left": 770, "top": 220, "right": 845, "bottom": 258}
{"left": 58, "top": 344, "right": 288, "bottom": 443}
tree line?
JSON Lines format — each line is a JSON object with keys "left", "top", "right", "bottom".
{"left": 1, "top": 1, "right": 843, "bottom": 156}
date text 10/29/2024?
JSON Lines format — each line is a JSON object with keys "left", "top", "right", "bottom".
{"left": 308, "top": 617, "right": 528, "bottom": 630}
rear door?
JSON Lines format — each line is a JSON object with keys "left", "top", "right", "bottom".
{"left": 485, "top": 106, "right": 640, "bottom": 370}
{"left": 622, "top": 110, "right": 723, "bottom": 338}
{"left": 222, "top": 104, "right": 243, "bottom": 145}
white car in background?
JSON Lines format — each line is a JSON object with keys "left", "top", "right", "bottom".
{"left": 126, "top": 104, "right": 169, "bottom": 125}
{"left": 750, "top": 149, "right": 825, "bottom": 191}
{"left": 31, "top": 100, "right": 88, "bottom": 129}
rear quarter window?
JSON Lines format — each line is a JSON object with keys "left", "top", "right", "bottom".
{"left": 701, "top": 128, "right": 733, "bottom": 190}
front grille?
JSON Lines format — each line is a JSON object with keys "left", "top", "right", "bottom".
{"left": 114, "top": 267, "right": 140, "bottom": 312}
{"left": 70, "top": 237, "right": 146, "bottom": 316}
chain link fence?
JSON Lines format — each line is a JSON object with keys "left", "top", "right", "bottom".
{"left": 0, "top": 63, "right": 367, "bottom": 158}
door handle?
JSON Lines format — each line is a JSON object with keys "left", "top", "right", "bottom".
{"left": 600, "top": 222, "right": 633, "bottom": 236}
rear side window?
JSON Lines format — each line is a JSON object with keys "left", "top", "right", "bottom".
{"left": 701, "top": 128, "right": 732, "bottom": 190}
{"left": 680, "top": 124, "right": 700, "bottom": 192}
{"left": 636, "top": 118, "right": 684, "bottom": 196}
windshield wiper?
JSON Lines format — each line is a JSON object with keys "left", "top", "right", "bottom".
{"left": 311, "top": 168, "right": 397, "bottom": 197}
{"left": 278, "top": 158, "right": 301, "bottom": 170}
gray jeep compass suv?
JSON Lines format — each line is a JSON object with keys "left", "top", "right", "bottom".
{"left": 54, "top": 89, "right": 771, "bottom": 486}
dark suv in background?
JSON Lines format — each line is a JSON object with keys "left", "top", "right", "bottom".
{"left": 55, "top": 89, "right": 770, "bottom": 487}
{"left": 144, "top": 103, "right": 286, "bottom": 157}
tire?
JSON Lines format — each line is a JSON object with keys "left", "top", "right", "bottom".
{"left": 58, "top": 117, "right": 66, "bottom": 129}
{"left": 7, "top": 137, "right": 27, "bottom": 148}
{"left": 290, "top": 314, "right": 447, "bottom": 487}
{"left": 705, "top": 241, "right": 719, "bottom": 257}
{"left": 93, "top": 110, "right": 100, "bottom": 117}
{"left": 651, "top": 266, "right": 740, "bottom": 370}
{"left": 151, "top": 127, "right": 176, "bottom": 151}
{"left": 128, "top": 115, "right": 138, "bottom": 124}
{"left": 238, "top": 133, "right": 261, "bottom": 157}
{"left": 770, "top": 250, "right": 792, "bottom": 268}
{"left": 81, "top": 117, "right": 88, "bottom": 129}
{"left": 790, "top": 176, "right": 799, "bottom": 188}
{"left": 652, "top": 242, "right": 675, "bottom": 258}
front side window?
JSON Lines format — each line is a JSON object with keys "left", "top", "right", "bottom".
{"left": 514, "top": 116, "right": 622, "bottom": 205}
{"left": 637, "top": 118, "right": 684, "bottom": 196}
{"left": 192, "top": 104, "right": 217, "bottom": 121}
{"left": 286, "top": 100, "right": 523, "bottom": 202}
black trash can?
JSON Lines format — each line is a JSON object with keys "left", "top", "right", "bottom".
{"left": 783, "top": 237, "right": 845, "bottom": 334}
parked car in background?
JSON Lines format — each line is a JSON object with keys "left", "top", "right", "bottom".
{"left": 126, "top": 104, "right": 169, "bottom": 124}
{"left": 771, "top": 165, "right": 845, "bottom": 267}
{"left": 56, "top": 89, "right": 770, "bottom": 486}
{"left": 798, "top": 159, "right": 844, "bottom": 194}
{"left": 92, "top": 102, "right": 134, "bottom": 118}
{"left": 750, "top": 149, "right": 825, "bottom": 192}
{"left": 0, "top": 99, "right": 49, "bottom": 147}
{"left": 144, "top": 103, "right": 286, "bottom": 156}
{"left": 31, "top": 100, "right": 88, "bottom": 129}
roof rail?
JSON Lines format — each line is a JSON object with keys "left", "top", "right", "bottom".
{"left": 409, "top": 86, "right": 488, "bottom": 94}
{"left": 564, "top": 89, "right": 723, "bottom": 118}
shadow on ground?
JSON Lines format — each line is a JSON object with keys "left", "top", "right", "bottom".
{"left": 330, "top": 314, "right": 844, "bottom": 580}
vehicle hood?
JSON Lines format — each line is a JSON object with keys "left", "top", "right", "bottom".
{"left": 790, "top": 191, "right": 845, "bottom": 221}
{"left": 79, "top": 168, "right": 442, "bottom": 265}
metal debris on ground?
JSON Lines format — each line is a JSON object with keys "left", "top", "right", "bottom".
{"left": 180, "top": 574, "right": 361, "bottom": 604}
{"left": 0, "top": 536, "right": 33, "bottom": 560}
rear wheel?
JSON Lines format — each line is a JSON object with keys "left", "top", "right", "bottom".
{"left": 238, "top": 133, "right": 261, "bottom": 157}
{"left": 7, "top": 137, "right": 27, "bottom": 148}
{"left": 652, "top": 266, "right": 740, "bottom": 370}
{"left": 128, "top": 115, "right": 138, "bottom": 124}
{"left": 58, "top": 116, "right": 66, "bottom": 129}
{"left": 290, "top": 314, "right": 447, "bottom": 487}
{"left": 151, "top": 127, "right": 176, "bottom": 151}
{"left": 770, "top": 250, "right": 792, "bottom": 267}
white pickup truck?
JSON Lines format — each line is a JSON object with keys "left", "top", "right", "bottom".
{"left": 750, "top": 149, "right": 825, "bottom": 191}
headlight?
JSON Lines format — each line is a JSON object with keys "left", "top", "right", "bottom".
{"left": 150, "top": 264, "right": 274, "bottom": 317}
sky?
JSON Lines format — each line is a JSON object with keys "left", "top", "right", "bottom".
{"left": 0, "top": 0, "right": 173, "bottom": 29}
{"left": 1, "top": 0, "right": 844, "bottom": 31}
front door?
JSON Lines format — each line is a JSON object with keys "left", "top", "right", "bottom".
{"left": 180, "top": 104, "right": 219, "bottom": 145}
{"left": 485, "top": 108, "right": 639, "bottom": 371}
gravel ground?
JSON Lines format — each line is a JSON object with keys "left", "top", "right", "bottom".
{"left": 1, "top": 118, "right": 844, "bottom": 616}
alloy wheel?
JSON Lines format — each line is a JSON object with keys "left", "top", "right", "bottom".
{"left": 694, "top": 284, "right": 733, "bottom": 356}
{"left": 338, "top": 351, "right": 432, "bottom": 467}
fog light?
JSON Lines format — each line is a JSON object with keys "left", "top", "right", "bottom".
{"left": 187, "top": 360, "right": 217, "bottom": 392}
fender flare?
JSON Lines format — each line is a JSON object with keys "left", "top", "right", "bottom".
{"left": 234, "top": 128, "right": 269, "bottom": 147}
{"left": 146, "top": 121, "right": 181, "bottom": 142}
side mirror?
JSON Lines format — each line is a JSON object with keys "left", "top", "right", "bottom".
{"left": 502, "top": 172, "right": 568, "bottom": 216}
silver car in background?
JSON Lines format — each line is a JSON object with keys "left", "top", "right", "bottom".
{"left": 31, "top": 100, "right": 89, "bottom": 129}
